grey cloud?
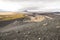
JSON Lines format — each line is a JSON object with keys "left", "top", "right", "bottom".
{"left": 2, "top": 0, "right": 60, "bottom": 2}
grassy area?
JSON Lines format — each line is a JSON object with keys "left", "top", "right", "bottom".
{"left": 0, "top": 14, "right": 25, "bottom": 21}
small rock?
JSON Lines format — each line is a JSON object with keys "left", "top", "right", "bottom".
{"left": 38, "top": 38, "right": 41, "bottom": 40}
{"left": 43, "top": 23, "right": 48, "bottom": 26}
{"left": 56, "top": 26, "right": 60, "bottom": 28}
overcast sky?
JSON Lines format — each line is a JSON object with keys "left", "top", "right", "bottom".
{"left": 0, "top": 0, "right": 60, "bottom": 12}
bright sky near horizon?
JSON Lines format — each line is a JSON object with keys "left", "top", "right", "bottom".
{"left": 0, "top": 0, "right": 60, "bottom": 12}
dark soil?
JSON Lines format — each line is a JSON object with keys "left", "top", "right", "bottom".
{"left": 0, "top": 14, "right": 60, "bottom": 40}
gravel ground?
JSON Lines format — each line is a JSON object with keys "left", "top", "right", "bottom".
{"left": 0, "top": 14, "right": 60, "bottom": 40}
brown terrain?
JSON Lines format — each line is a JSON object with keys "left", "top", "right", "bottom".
{"left": 0, "top": 12, "right": 60, "bottom": 40}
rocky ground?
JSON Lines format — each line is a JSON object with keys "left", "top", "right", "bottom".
{"left": 0, "top": 14, "right": 60, "bottom": 40}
